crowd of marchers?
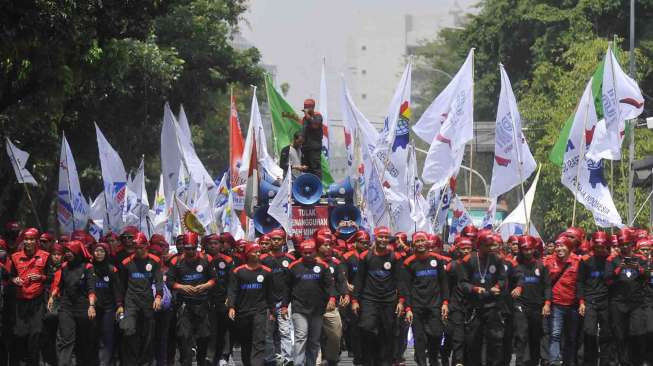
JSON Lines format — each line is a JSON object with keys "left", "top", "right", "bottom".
{"left": 0, "top": 221, "right": 652, "bottom": 366}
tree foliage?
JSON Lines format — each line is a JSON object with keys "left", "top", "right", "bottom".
{"left": 0, "top": 0, "right": 263, "bottom": 229}
{"left": 414, "top": 0, "right": 653, "bottom": 238}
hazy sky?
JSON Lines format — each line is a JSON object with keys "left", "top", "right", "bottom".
{"left": 240, "top": 0, "right": 478, "bottom": 115}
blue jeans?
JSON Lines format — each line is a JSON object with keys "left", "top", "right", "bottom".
{"left": 265, "top": 302, "right": 293, "bottom": 362}
{"left": 549, "top": 304, "right": 579, "bottom": 365}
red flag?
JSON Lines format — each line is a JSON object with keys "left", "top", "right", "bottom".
{"left": 229, "top": 93, "right": 245, "bottom": 187}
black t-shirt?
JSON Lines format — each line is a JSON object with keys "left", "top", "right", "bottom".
{"left": 227, "top": 264, "right": 275, "bottom": 317}
{"left": 576, "top": 255, "right": 609, "bottom": 304}
{"left": 52, "top": 261, "right": 96, "bottom": 316}
{"left": 120, "top": 254, "right": 164, "bottom": 310}
{"left": 93, "top": 261, "right": 123, "bottom": 310}
{"left": 513, "top": 259, "right": 548, "bottom": 308}
{"left": 401, "top": 253, "right": 449, "bottom": 310}
{"left": 286, "top": 258, "right": 336, "bottom": 315}
{"left": 167, "top": 253, "right": 217, "bottom": 304}
{"left": 353, "top": 249, "right": 403, "bottom": 304}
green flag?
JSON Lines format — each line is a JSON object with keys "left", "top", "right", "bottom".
{"left": 264, "top": 74, "right": 334, "bottom": 186}
{"left": 549, "top": 60, "right": 605, "bottom": 166}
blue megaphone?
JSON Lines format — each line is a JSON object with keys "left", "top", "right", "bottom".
{"left": 328, "top": 176, "right": 354, "bottom": 204}
{"left": 253, "top": 205, "right": 281, "bottom": 234}
{"left": 259, "top": 180, "right": 280, "bottom": 205}
{"left": 329, "top": 204, "right": 362, "bottom": 235}
{"left": 292, "top": 173, "right": 323, "bottom": 205}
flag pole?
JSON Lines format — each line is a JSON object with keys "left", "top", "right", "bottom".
{"left": 229, "top": 86, "right": 234, "bottom": 187}
{"left": 62, "top": 133, "right": 76, "bottom": 232}
{"left": 138, "top": 155, "right": 145, "bottom": 232}
{"left": 7, "top": 139, "right": 42, "bottom": 230}
{"left": 431, "top": 181, "right": 450, "bottom": 235}
{"left": 572, "top": 94, "right": 592, "bottom": 227}
{"left": 469, "top": 50, "right": 476, "bottom": 197}
{"left": 501, "top": 65, "right": 531, "bottom": 234}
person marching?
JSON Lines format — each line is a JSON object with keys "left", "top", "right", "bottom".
{"left": 118, "top": 232, "right": 164, "bottom": 366}
{"left": 6, "top": 227, "right": 52, "bottom": 366}
{"left": 286, "top": 239, "right": 337, "bottom": 366}
{"left": 606, "top": 228, "right": 648, "bottom": 366}
{"left": 576, "top": 231, "right": 613, "bottom": 366}
{"left": 401, "top": 231, "right": 449, "bottom": 366}
{"left": 261, "top": 228, "right": 295, "bottom": 365}
{"left": 351, "top": 226, "right": 405, "bottom": 366}
{"left": 458, "top": 230, "right": 507, "bottom": 366}
{"left": 511, "top": 235, "right": 549, "bottom": 366}
{"left": 168, "top": 232, "right": 217, "bottom": 366}
{"left": 92, "top": 241, "right": 123, "bottom": 366}
{"left": 48, "top": 240, "right": 97, "bottom": 365}
{"left": 227, "top": 243, "right": 275, "bottom": 366}
{"left": 341, "top": 230, "right": 370, "bottom": 365}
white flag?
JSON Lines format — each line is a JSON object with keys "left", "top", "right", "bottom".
{"left": 222, "top": 189, "right": 245, "bottom": 240}
{"left": 174, "top": 195, "right": 205, "bottom": 235}
{"left": 489, "top": 65, "right": 537, "bottom": 197}
{"left": 175, "top": 109, "right": 215, "bottom": 191}
{"left": 501, "top": 165, "right": 541, "bottom": 227}
{"left": 96, "top": 124, "right": 128, "bottom": 232}
{"left": 448, "top": 195, "right": 473, "bottom": 243}
{"left": 151, "top": 175, "right": 168, "bottom": 234}
{"left": 375, "top": 63, "right": 411, "bottom": 188}
{"left": 339, "top": 75, "right": 357, "bottom": 173}
{"left": 318, "top": 58, "right": 330, "bottom": 160}
{"left": 177, "top": 104, "right": 193, "bottom": 145}
{"left": 123, "top": 157, "right": 149, "bottom": 232}
{"left": 481, "top": 197, "right": 497, "bottom": 229}
{"left": 561, "top": 80, "right": 622, "bottom": 227}
{"left": 406, "top": 146, "right": 430, "bottom": 233}
{"left": 418, "top": 50, "right": 475, "bottom": 187}
{"left": 426, "top": 184, "right": 451, "bottom": 234}
{"left": 161, "top": 103, "right": 182, "bottom": 204}
{"left": 194, "top": 182, "right": 215, "bottom": 233}
{"left": 587, "top": 45, "right": 644, "bottom": 161}
{"left": 268, "top": 168, "right": 293, "bottom": 234}
{"left": 57, "top": 133, "right": 89, "bottom": 233}
{"left": 88, "top": 192, "right": 106, "bottom": 240}
{"left": 5, "top": 138, "right": 37, "bottom": 185}
{"left": 239, "top": 92, "right": 283, "bottom": 182}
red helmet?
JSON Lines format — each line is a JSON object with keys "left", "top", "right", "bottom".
{"left": 412, "top": 231, "right": 428, "bottom": 243}
{"left": 462, "top": 224, "right": 479, "bottom": 239}
{"left": 374, "top": 226, "right": 391, "bottom": 238}
{"left": 182, "top": 232, "right": 199, "bottom": 249}
{"left": 617, "top": 228, "right": 635, "bottom": 246}
{"left": 269, "top": 228, "right": 286, "bottom": 239}
{"left": 315, "top": 234, "right": 333, "bottom": 248}
{"left": 133, "top": 232, "right": 149, "bottom": 249}
{"left": 507, "top": 235, "right": 520, "bottom": 245}
{"left": 477, "top": 229, "right": 494, "bottom": 247}
{"left": 244, "top": 243, "right": 261, "bottom": 256}
{"left": 564, "top": 227, "right": 585, "bottom": 244}
{"left": 428, "top": 234, "right": 443, "bottom": 249}
{"left": 121, "top": 226, "right": 139, "bottom": 237}
{"left": 518, "top": 235, "right": 538, "bottom": 251}
{"left": 299, "top": 239, "right": 317, "bottom": 254}
{"left": 455, "top": 236, "right": 473, "bottom": 249}
{"left": 220, "top": 232, "right": 235, "bottom": 247}
{"left": 636, "top": 238, "right": 652, "bottom": 251}
{"left": 349, "top": 230, "right": 370, "bottom": 244}
{"left": 22, "top": 227, "right": 40, "bottom": 240}
{"left": 590, "top": 231, "right": 609, "bottom": 248}
{"left": 555, "top": 235, "right": 575, "bottom": 251}
{"left": 39, "top": 232, "right": 55, "bottom": 242}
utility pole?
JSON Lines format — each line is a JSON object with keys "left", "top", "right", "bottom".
{"left": 627, "top": 0, "right": 636, "bottom": 224}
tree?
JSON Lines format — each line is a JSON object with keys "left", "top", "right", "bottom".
{"left": 413, "top": 0, "right": 653, "bottom": 238}
{"left": 0, "top": 0, "right": 263, "bottom": 230}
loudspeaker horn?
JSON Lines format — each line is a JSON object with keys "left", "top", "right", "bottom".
{"left": 329, "top": 204, "right": 362, "bottom": 235}
{"left": 253, "top": 205, "right": 281, "bottom": 234}
{"left": 292, "top": 173, "right": 323, "bottom": 205}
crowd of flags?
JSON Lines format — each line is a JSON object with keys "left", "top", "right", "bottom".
{"left": 3, "top": 43, "right": 645, "bottom": 244}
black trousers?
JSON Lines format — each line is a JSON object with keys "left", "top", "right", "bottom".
{"left": 342, "top": 306, "right": 363, "bottom": 364}
{"left": 41, "top": 310, "right": 59, "bottom": 366}
{"left": 464, "top": 306, "right": 504, "bottom": 366}
{"left": 14, "top": 297, "right": 45, "bottom": 366}
{"left": 394, "top": 314, "right": 409, "bottom": 362}
{"left": 358, "top": 300, "right": 395, "bottom": 366}
{"left": 177, "top": 302, "right": 211, "bottom": 366}
{"left": 447, "top": 307, "right": 466, "bottom": 366}
{"left": 235, "top": 312, "right": 267, "bottom": 366}
{"left": 120, "top": 301, "right": 155, "bottom": 366}
{"left": 610, "top": 301, "right": 647, "bottom": 366}
{"left": 581, "top": 302, "right": 613, "bottom": 366}
{"left": 412, "top": 307, "right": 444, "bottom": 366}
{"left": 513, "top": 305, "right": 542, "bottom": 366}
{"left": 302, "top": 147, "right": 322, "bottom": 179}
{"left": 502, "top": 310, "right": 513, "bottom": 366}
{"left": 56, "top": 309, "right": 96, "bottom": 366}
{"left": 212, "top": 303, "right": 234, "bottom": 364}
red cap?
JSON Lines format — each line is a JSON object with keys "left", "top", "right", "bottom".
{"left": 564, "top": 227, "right": 585, "bottom": 244}
{"left": 182, "top": 232, "right": 199, "bottom": 248}
{"left": 428, "top": 234, "right": 443, "bottom": 249}
{"left": 259, "top": 234, "right": 272, "bottom": 243}
{"left": 374, "top": 226, "right": 391, "bottom": 237}
{"left": 462, "top": 224, "right": 478, "bottom": 239}
{"left": 299, "top": 239, "right": 317, "bottom": 253}
{"left": 315, "top": 234, "right": 333, "bottom": 248}
{"left": 507, "top": 235, "right": 520, "bottom": 245}
{"left": 555, "top": 236, "right": 575, "bottom": 251}
{"left": 121, "top": 226, "right": 139, "bottom": 237}
{"left": 269, "top": 228, "right": 286, "bottom": 239}
{"left": 635, "top": 229, "right": 649, "bottom": 241}
{"left": 22, "top": 227, "right": 40, "bottom": 240}
{"left": 349, "top": 230, "right": 370, "bottom": 244}
{"left": 412, "top": 231, "right": 428, "bottom": 243}
{"left": 304, "top": 98, "right": 316, "bottom": 108}
{"left": 220, "top": 232, "right": 235, "bottom": 246}
{"left": 133, "top": 232, "right": 149, "bottom": 249}
{"left": 518, "top": 235, "right": 537, "bottom": 251}
{"left": 40, "top": 232, "right": 55, "bottom": 242}
{"left": 455, "top": 236, "right": 473, "bottom": 249}
{"left": 150, "top": 234, "right": 169, "bottom": 249}
{"left": 244, "top": 243, "right": 261, "bottom": 256}
{"left": 477, "top": 229, "right": 494, "bottom": 247}
{"left": 93, "top": 242, "right": 111, "bottom": 256}
{"left": 617, "top": 227, "right": 634, "bottom": 246}
{"left": 591, "top": 231, "right": 609, "bottom": 247}
{"left": 65, "top": 240, "right": 92, "bottom": 259}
